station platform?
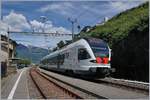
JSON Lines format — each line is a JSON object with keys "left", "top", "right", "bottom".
{"left": 1, "top": 68, "right": 29, "bottom": 99}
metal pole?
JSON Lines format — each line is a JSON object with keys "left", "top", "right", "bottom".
{"left": 28, "top": 45, "right": 32, "bottom": 63}
{"left": 40, "top": 16, "right": 47, "bottom": 33}
{"left": 72, "top": 22, "right": 74, "bottom": 41}
{"left": 27, "top": 19, "right": 34, "bottom": 33}
{"left": 0, "top": 0, "right": 2, "bottom": 20}
{"left": 7, "top": 28, "right": 10, "bottom": 73}
{"left": 68, "top": 18, "right": 77, "bottom": 42}
{"left": 40, "top": 16, "right": 49, "bottom": 53}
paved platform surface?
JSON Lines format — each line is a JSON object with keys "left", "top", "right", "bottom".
{"left": 1, "top": 67, "right": 30, "bottom": 99}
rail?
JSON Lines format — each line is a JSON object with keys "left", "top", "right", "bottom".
{"left": 98, "top": 77, "right": 149, "bottom": 93}
{"left": 30, "top": 68, "right": 83, "bottom": 99}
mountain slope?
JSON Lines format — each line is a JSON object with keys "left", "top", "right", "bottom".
{"left": 81, "top": 2, "right": 148, "bottom": 47}
{"left": 16, "top": 44, "right": 48, "bottom": 63}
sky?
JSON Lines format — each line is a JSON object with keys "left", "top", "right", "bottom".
{"left": 0, "top": 0, "right": 147, "bottom": 49}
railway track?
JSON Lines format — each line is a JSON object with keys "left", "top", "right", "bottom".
{"left": 98, "top": 77, "right": 149, "bottom": 94}
{"left": 40, "top": 67, "right": 149, "bottom": 94}
{"left": 30, "top": 68, "right": 83, "bottom": 99}
{"left": 37, "top": 68, "right": 148, "bottom": 99}
{"left": 38, "top": 71, "right": 107, "bottom": 99}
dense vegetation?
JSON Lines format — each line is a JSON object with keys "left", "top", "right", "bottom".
{"left": 18, "top": 59, "right": 31, "bottom": 65}
{"left": 81, "top": 2, "right": 148, "bottom": 47}
{"left": 80, "top": 2, "right": 149, "bottom": 82}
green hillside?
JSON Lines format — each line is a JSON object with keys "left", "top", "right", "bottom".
{"left": 80, "top": 2, "right": 148, "bottom": 47}
{"left": 80, "top": 2, "right": 149, "bottom": 82}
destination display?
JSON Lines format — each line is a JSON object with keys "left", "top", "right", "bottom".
{"left": 85, "top": 38, "right": 108, "bottom": 48}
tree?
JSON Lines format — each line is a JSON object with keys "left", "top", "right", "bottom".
{"left": 80, "top": 26, "right": 91, "bottom": 33}
{"left": 65, "top": 40, "right": 72, "bottom": 45}
{"left": 18, "top": 59, "right": 31, "bottom": 65}
{"left": 57, "top": 40, "right": 65, "bottom": 49}
{"left": 52, "top": 47, "right": 58, "bottom": 52}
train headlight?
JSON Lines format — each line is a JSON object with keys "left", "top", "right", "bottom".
{"left": 96, "top": 57, "right": 102, "bottom": 63}
{"left": 102, "top": 57, "right": 109, "bottom": 64}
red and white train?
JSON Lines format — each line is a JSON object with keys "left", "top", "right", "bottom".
{"left": 40, "top": 37, "right": 114, "bottom": 78}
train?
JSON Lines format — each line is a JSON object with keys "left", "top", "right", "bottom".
{"left": 40, "top": 37, "right": 114, "bottom": 78}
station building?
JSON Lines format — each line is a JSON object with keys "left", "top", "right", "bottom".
{"left": 0, "top": 34, "right": 17, "bottom": 77}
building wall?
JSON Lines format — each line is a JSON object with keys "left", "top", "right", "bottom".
{"left": 1, "top": 35, "right": 16, "bottom": 77}
{"left": 0, "top": 35, "right": 16, "bottom": 60}
{"left": 0, "top": 50, "right": 8, "bottom": 62}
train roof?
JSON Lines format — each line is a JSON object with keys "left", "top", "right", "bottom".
{"left": 41, "top": 38, "right": 88, "bottom": 60}
{"left": 83, "top": 37, "right": 106, "bottom": 43}
{"left": 41, "top": 38, "right": 107, "bottom": 61}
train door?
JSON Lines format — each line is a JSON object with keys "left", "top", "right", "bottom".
{"left": 67, "top": 48, "right": 76, "bottom": 70}
{"left": 72, "top": 47, "right": 78, "bottom": 70}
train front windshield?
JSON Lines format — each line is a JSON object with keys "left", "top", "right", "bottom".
{"left": 86, "top": 38, "right": 109, "bottom": 58}
{"left": 91, "top": 47, "right": 109, "bottom": 58}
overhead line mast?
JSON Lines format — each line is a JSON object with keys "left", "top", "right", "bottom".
{"left": 68, "top": 18, "right": 77, "bottom": 41}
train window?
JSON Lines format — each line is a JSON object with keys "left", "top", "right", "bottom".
{"left": 65, "top": 53, "right": 69, "bottom": 58}
{"left": 91, "top": 47, "right": 109, "bottom": 58}
{"left": 78, "top": 48, "right": 90, "bottom": 60}
{"left": 57, "top": 54, "right": 65, "bottom": 65}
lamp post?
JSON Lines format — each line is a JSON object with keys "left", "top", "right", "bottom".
{"left": 39, "top": 16, "right": 50, "bottom": 54}
{"left": 68, "top": 18, "right": 77, "bottom": 41}
{"left": 40, "top": 16, "right": 48, "bottom": 33}
{"left": 27, "top": 19, "right": 34, "bottom": 33}
{"left": 7, "top": 27, "right": 10, "bottom": 72}
{"left": 0, "top": 0, "right": 2, "bottom": 20}
{"left": 27, "top": 45, "right": 32, "bottom": 63}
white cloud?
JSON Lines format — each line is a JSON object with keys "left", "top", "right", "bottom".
{"left": 109, "top": 2, "right": 128, "bottom": 11}
{"left": 0, "top": 11, "right": 72, "bottom": 47}
{"left": 30, "top": 19, "right": 71, "bottom": 34}
{"left": 30, "top": 20, "right": 44, "bottom": 32}
{"left": 0, "top": 11, "right": 71, "bottom": 34}
{"left": 0, "top": 21, "right": 9, "bottom": 35}
{"left": 39, "top": 4, "right": 60, "bottom": 12}
{"left": 38, "top": 2, "right": 75, "bottom": 17}
{"left": 109, "top": 1, "right": 146, "bottom": 12}
{"left": 38, "top": 1, "right": 146, "bottom": 24}
{"left": 3, "top": 11, "right": 30, "bottom": 31}
{"left": 39, "top": 2, "right": 73, "bottom": 12}
{"left": 45, "top": 26, "right": 71, "bottom": 34}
